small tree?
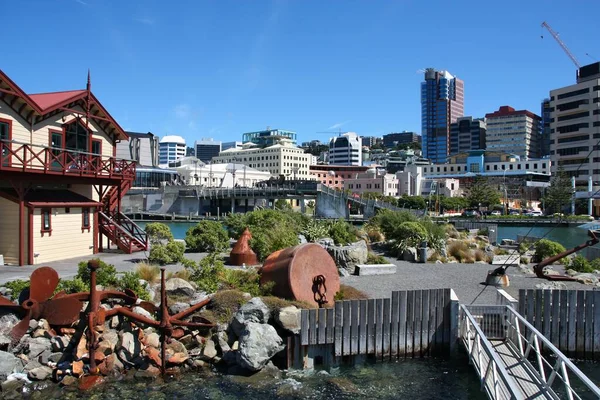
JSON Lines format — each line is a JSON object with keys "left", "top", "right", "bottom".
{"left": 466, "top": 177, "right": 501, "bottom": 208}
{"left": 543, "top": 167, "right": 573, "bottom": 214}
{"left": 185, "top": 220, "right": 230, "bottom": 253}
{"left": 392, "top": 221, "right": 427, "bottom": 253}
{"left": 533, "top": 239, "right": 566, "bottom": 263}
{"left": 145, "top": 222, "right": 174, "bottom": 245}
{"left": 274, "top": 199, "right": 292, "bottom": 210}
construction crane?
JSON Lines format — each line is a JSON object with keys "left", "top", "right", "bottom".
{"left": 541, "top": 21, "right": 581, "bottom": 68}
{"left": 315, "top": 129, "right": 348, "bottom": 137}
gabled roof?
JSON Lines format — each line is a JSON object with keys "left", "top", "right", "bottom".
{"left": 0, "top": 69, "right": 127, "bottom": 141}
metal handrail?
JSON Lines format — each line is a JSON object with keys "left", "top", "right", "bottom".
{"left": 459, "top": 305, "right": 524, "bottom": 400}
{"left": 504, "top": 305, "right": 600, "bottom": 400}
{"left": 98, "top": 211, "right": 139, "bottom": 252}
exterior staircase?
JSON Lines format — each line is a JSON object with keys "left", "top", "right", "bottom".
{"left": 99, "top": 179, "right": 148, "bottom": 253}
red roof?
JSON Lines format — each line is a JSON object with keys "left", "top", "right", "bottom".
{"left": 485, "top": 105, "right": 541, "bottom": 121}
{"left": 28, "top": 90, "right": 87, "bottom": 110}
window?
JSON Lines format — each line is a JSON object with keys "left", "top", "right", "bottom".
{"left": 557, "top": 88, "right": 589, "bottom": 100}
{"left": 0, "top": 118, "right": 12, "bottom": 166}
{"left": 65, "top": 208, "right": 70, "bottom": 213}
{"left": 91, "top": 139, "right": 102, "bottom": 155}
{"left": 64, "top": 120, "right": 89, "bottom": 152}
{"left": 41, "top": 208, "right": 52, "bottom": 235}
{"left": 82, "top": 208, "right": 90, "bottom": 231}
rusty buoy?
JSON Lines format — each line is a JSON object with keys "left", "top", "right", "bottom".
{"left": 260, "top": 243, "right": 340, "bottom": 307}
{"left": 230, "top": 228, "right": 258, "bottom": 266}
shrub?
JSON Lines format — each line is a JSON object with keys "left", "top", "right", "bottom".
{"left": 369, "top": 209, "right": 417, "bottom": 239}
{"left": 77, "top": 259, "right": 117, "bottom": 287}
{"left": 301, "top": 219, "right": 331, "bottom": 242}
{"left": 334, "top": 284, "right": 369, "bottom": 301}
{"left": 144, "top": 222, "right": 174, "bottom": 245}
{"left": 184, "top": 221, "right": 229, "bottom": 253}
{"left": 167, "top": 269, "right": 191, "bottom": 281}
{"left": 56, "top": 277, "right": 87, "bottom": 294}
{"left": 393, "top": 221, "right": 428, "bottom": 253}
{"left": 569, "top": 255, "right": 593, "bottom": 273}
{"left": 274, "top": 199, "right": 292, "bottom": 210}
{"left": 476, "top": 227, "right": 489, "bottom": 237}
{"left": 209, "top": 290, "right": 248, "bottom": 322}
{"left": 223, "top": 213, "right": 248, "bottom": 239}
{"left": 251, "top": 225, "right": 299, "bottom": 261}
{"left": 186, "top": 253, "right": 226, "bottom": 293}
{"left": 419, "top": 219, "right": 447, "bottom": 252}
{"left": 366, "top": 252, "right": 388, "bottom": 264}
{"left": 533, "top": 239, "right": 566, "bottom": 263}
{"left": 149, "top": 241, "right": 185, "bottom": 265}
{"left": 520, "top": 256, "right": 530, "bottom": 265}
{"left": 427, "top": 251, "right": 446, "bottom": 263}
{"left": 591, "top": 258, "right": 600, "bottom": 270}
{"left": 474, "top": 249, "right": 486, "bottom": 262}
{"left": 445, "top": 225, "right": 460, "bottom": 239}
{"left": 220, "top": 268, "right": 274, "bottom": 297}
{"left": 261, "top": 296, "right": 315, "bottom": 311}
{"left": 494, "top": 248, "right": 509, "bottom": 256}
{"left": 448, "top": 241, "right": 474, "bottom": 263}
{"left": 116, "top": 271, "right": 151, "bottom": 301}
{"left": 2, "top": 279, "right": 30, "bottom": 301}
{"left": 364, "top": 224, "right": 384, "bottom": 243}
{"left": 518, "top": 242, "right": 530, "bottom": 254}
{"left": 328, "top": 219, "right": 358, "bottom": 245}
{"left": 136, "top": 262, "right": 161, "bottom": 283}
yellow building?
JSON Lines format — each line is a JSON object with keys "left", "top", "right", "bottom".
{"left": 0, "top": 70, "right": 146, "bottom": 266}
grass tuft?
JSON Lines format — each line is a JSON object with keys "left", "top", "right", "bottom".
{"left": 136, "top": 262, "right": 161, "bottom": 283}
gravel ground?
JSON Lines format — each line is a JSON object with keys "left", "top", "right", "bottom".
{"left": 341, "top": 258, "right": 593, "bottom": 304}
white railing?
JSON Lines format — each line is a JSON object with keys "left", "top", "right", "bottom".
{"left": 504, "top": 305, "right": 600, "bottom": 400}
{"left": 459, "top": 305, "right": 524, "bottom": 400}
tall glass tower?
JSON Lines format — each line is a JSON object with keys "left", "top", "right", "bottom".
{"left": 421, "top": 68, "right": 464, "bottom": 163}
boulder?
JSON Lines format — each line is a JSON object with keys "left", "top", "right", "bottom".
{"left": 501, "top": 239, "right": 516, "bottom": 246}
{"left": 165, "top": 278, "right": 195, "bottom": 297}
{"left": 230, "top": 297, "right": 271, "bottom": 337}
{"left": 275, "top": 306, "right": 301, "bottom": 334}
{"left": 169, "top": 302, "right": 191, "bottom": 315}
{"left": 145, "top": 332, "right": 160, "bottom": 348}
{"left": 320, "top": 240, "right": 368, "bottom": 274}
{"left": 132, "top": 306, "right": 154, "bottom": 320}
{"left": 298, "top": 234, "right": 307, "bottom": 244}
{"left": 135, "top": 364, "right": 161, "bottom": 379}
{"left": 0, "top": 314, "right": 19, "bottom": 336}
{"left": 316, "top": 238, "right": 334, "bottom": 247}
{"left": 189, "top": 292, "right": 209, "bottom": 306}
{"left": 201, "top": 339, "right": 218, "bottom": 360}
{"left": 0, "top": 351, "right": 22, "bottom": 379}
{"left": 27, "top": 366, "right": 52, "bottom": 381}
{"left": 402, "top": 248, "right": 418, "bottom": 263}
{"left": 99, "top": 331, "right": 119, "bottom": 352}
{"left": 575, "top": 273, "right": 599, "bottom": 285}
{"left": 24, "top": 337, "right": 52, "bottom": 359}
{"left": 236, "top": 322, "right": 284, "bottom": 371}
{"left": 117, "top": 332, "right": 142, "bottom": 366}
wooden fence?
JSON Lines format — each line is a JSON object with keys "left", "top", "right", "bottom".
{"left": 288, "top": 288, "right": 459, "bottom": 369}
{"left": 518, "top": 289, "right": 600, "bottom": 360}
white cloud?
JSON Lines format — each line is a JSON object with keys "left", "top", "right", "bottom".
{"left": 75, "top": 0, "right": 88, "bottom": 5}
{"left": 328, "top": 120, "right": 351, "bottom": 130}
{"left": 135, "top": 17, "right": 155, "bottom": 25}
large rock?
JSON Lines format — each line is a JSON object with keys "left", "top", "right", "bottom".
{"left": 23, "top": 337, "right": 52, "bottom": 359}
{"left": 402, "top": 248, "right": 417, "bottom": 262}
{"left": 574, "top": 273, "right": 599, "bottom": 285}
{"left": 27, "top": 366, "right": 52, "bottom": 381}
{"left": 275, "top": 306, "right": 301, "bottom": 334}
{"left": 169, "top": 302, "right": 191, "bottom": 315}
{"left": 165, "top": 278, "right": 195, "bottom": 297}
{"left": 201, "top": 339, "right": 218, "bottom": 360}
{"left": 0, "top": 351, "right": 22, "bottom": 379}
{"left": 229, "top": 297, "right": 271, "bottom": 337}
{"left": 0, "top": 314, "right": 19, "bottom": 337}
{"left": 320, "top": 240, "right": 368, "bottom": 274}
{"left": 236, "top": 322, "right": 284, "bottom": 371}
{"left": 117, "top": 332, "right": 142, "bottom": 366}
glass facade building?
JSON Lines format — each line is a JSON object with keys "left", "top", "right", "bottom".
{"left": 133, "top": 167, "right": 178, "bottom": 188}
{"left": 449, "top": 117, "right": 486, "bottom": 156}
{"left": 421, "top": 69, "right": 464, "bottom": 164}
{"left": 242, "top": 129, "right": 297, "bottom": 147}
{"left": 194, "top": 139, "right": 221, "bottom": 163}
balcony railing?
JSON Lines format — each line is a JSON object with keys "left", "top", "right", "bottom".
{"left": 0, "top": 139, "right": 136, "bottom": 180}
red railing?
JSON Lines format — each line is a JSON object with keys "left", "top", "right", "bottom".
{"left": 0, "top": 139, "right": 136, "bottom": 180}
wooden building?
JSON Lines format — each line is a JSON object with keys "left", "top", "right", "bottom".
{"left": 0, "top": 70, "right": 147, "bottom": 266}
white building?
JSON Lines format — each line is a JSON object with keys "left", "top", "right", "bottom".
{"left": 212, "top": 139, "right": 314, "bottom": 179}
{"left": 329, "top": 132, "right": 362, "bottom": 166}
{"left": 485, "top": 106, "right": 542, "bottom": 159}
{"left": 222, "top": 141, "right": 243, "bottom": 151}
{"left": 344, "top": 168, "right": 399, "bottom": 197}
{"left": 159, "top": 135, "right": 186, "bottom": 165}
{"left": 176, "top": 162, "right": 270, "bottom": 188}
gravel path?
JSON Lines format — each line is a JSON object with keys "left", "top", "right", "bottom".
{"left": 341, "top": 258, "right": 591, "bottom": 304}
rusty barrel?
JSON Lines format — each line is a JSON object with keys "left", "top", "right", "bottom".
{"left": 260, "top": 243, "right": 340, "bottom": 306}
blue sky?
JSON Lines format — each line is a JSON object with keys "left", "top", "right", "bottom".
{"left": 2, "top": 0, "right": 599, "bottom": 145}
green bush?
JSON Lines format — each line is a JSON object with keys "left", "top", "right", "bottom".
{"left": 77, "top": 259, "right": 118, "bottom": 287}
{"left": 569, "top": 255, "right": 593, "bottom": 273}
{"left": 328, "top": 219, "right": 358, "bottom": 245}
{"left": 393, "top": 221, "right": 428, "bottom": 253}
{"left": 56, "top": 277, "right": 87, "bottom": 294}
{"left": 274, "top": 199, "right": 292, "bottom": 210}
{"left": 115, "top": 271, "right": 151, "bottom": 301}
{"left": 223, "top": 213, "right": 247, "bottom": 239}
{"left": 2, "top": 279, "right": 30, "bottom": 301}
{"left": 366, "top": 252, "right": 388, "bottom": 264}
{"left": 448, "top": 241, "right": 474, "bottom": 263}
{"left": 533, "top": 239, "right": 566, "bottom": 263}
{"left": 185, "top": 220, "right": 229, "bottom": 253}
{"left": 418, "top": 219, "right": 446, "bottom": 252}
{"left": 476, "top": 227, "right": 489, "bottom": 236}
{"left": 251, "top": 225, "right": 299, "bottom": 261}
{"left": 186, "top": 253, "right": 226, "bottom": 293}
{"left": 148, "top": 241, "right": 185, "bottom": 265}
{"left": 144, "top": 222, "right": 174, "bottom": 244}
{"left": 301, "top": 220, "right": 331, "bottom": 242}
{"left": 591, "top": 258, "right": 600, "bottom": 270}
{"left": 221, "top": 269, "right": 274, "bottom": 297}
{"left": 369, "top": 209, "right": 417, "bottom": 239}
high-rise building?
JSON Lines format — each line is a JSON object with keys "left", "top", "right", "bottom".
{"left": 540, "top": 99, "right": 552, "bottom": 157}
{"left": 549, "top": 62, "right": 600, "bottom": 213}
{"left": 117, "top": 131, "right": 159, "bottom": 167}
{"left": 328, "top": 132, "right": 362, "bottom": 166}
{"left": 159, "top": 135, "right": 186, "bottom": 165}
{"left": 382, "top": 132, "right": 420, "bottom": 148}
{"left": 361, "top": 136, "right": 378, "bottom": 147}
{"left": 242, "top": 128, "right": 296, "bottom": 146}
{"left": 485, "top": 106, "right": 541, "bottom": 159}
{"left": 194, "top": 138, "right": 221, "bottom": 163}
{"left": 449, "top": 117, "right": 486, "bottom": 156}
{"left": 421, "top": 68, "right": 464, "bottom": 164}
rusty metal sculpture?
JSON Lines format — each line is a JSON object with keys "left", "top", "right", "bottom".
{"left": 230, "top": 227, "right": 258, "bottom": 266}
{"left": 260, "top": 243, "right": 340, "bottom": 307}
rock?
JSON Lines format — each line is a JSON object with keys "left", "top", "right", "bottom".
{"left": 298, "top": 234, "right": 307, "bottom": 244}
{"left": 316, "top": 238, "right": 334, "bottom": 247}
{"left": 135, "top": 364, "right": 161, "bottom": 379}
{"left": 475, "top": 235, "right": 489, "bottom": 243}
{"left": 27, "top": 366, "right": 52, "bottom": 381}
{"left": 165, "top": 278, "right": 195, "bottom": 297}
{"left": 48, "top": 353, "right": 62, "bottom": 364}
{"left": 517, "top": 265, "right": 535, "bottom": 275}
{"left": 132, "top": 306, "right": 154, "bottom": 320}
{"left": 231, "top": 341, "right": 239, "bottom": 350}
{"left": 189, "top": 292, "right": 209, "bottom": 306}
{"left": 320, "top": 240, "right": 368, "bottom": 274}
{"left": 0, "top": 334, "right": 11, "bottom": 348}
{"left": 439, "top": 243, "right": 448, "bottom": 258}
{"left": 37, "top": 319, "right": 50, "bottom": 331}
{"left": 25, "top": 337, "right": 52, "bottom": 359}
{"left": 501, "top": 239, "right": 516, "bottom": 246}
{"left": 215, "top": 331, "right": 231, "bottom": 353}
{"left": 166, "top": 339, "right": 187, "bottom": 357}
{"left": 566, "top": 269, "right": 578, "bottom": 276}
{"left": 145, "top": 332, "right": 160, "bottom": 348}
{"left": 575, "top": 273, "right": 599, "bottom": 285}
{"left": 99, "top": 331, "right": 119, "bottom": 351}
{"left": 230, "top": 297, "right": 271, "bottom": 337}
{"left": 50, "top": 335, "right": 69, "bottom": 353}
{"left": 0, "top": 287, "right": 11, "bottom": 296}
{"left": 117, "top": 332, "right": 141, "bottom": 366}
{"left": 169, "top": 302, "right": 191, "bottom": 315}
{"left": 178, "top": 334, "right": 194, "bottom": 348}
{"left": 192, "top": 359, "right": 207, "bottom": 368}
{"left": 144, "top": 346, "right": 162, "bottom": 366}
{"left": 435, "top": 260, "right": 443, "bottom": 264}
{"left": 0, "top": 351, "right": 22, "bottom": 379}
{"left": 61, "top": 375, "right": 78, "bottom": 386}
{"left": 168, "top": 352, "right": 188, "bottom": 365}
{"left": 38, "top": 349, "right": 52, "bottom": 365}
{"left": 535, "top": 282, "right": 567, "bottom": 290}
{"left": 275, "top": 306, "right": 301, "bottom": 334}
{"left": 109, "top": 315, "right": 120, "bottom": 329}
{"left": 237, "top": 322, "right": 284, "bottom": 371}
{"left": 201, "top": 339, "right": 218, "bottom": 360}
{"left": 29, "top": 319, "right": 39, "bottom": 331}
{"left": 99, "top": 353, "right": 123, "bottom": 375}
{"left": 222, "top": 350, "right": 238, "bottom": 365}
{"left": 402, "top": 248, "right": 417, "bottom": 263}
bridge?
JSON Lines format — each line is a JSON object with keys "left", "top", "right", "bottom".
{"left": 123, "top": 182, "right": 411, "bottom": 220}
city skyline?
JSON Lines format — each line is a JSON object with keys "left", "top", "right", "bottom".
{"left": 1, "top": 1, "right": 598, "bottom": 145}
